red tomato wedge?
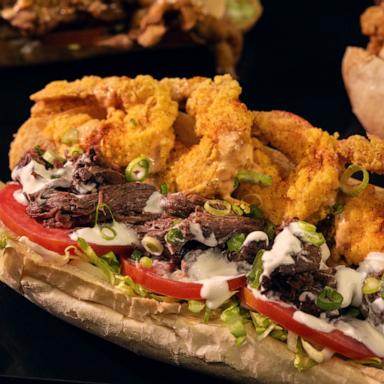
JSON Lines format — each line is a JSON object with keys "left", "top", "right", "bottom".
{"left": 121, "top": 257, "right": 247, "bottom": 300}
{"left": 0, "top": 184, "right": 130, "bottom": 256}
{"left": 241, "top": 287, "right": 376, "bottom": 360}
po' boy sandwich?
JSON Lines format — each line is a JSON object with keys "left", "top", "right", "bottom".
{"left": 2, "top": 74, "right": 384, "bottom": 383}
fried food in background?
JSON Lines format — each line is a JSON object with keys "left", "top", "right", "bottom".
{"left": 0, "top": 0, "right": 263, "bottom": 75}
{"left": 9, "top": 74, "right": 384, "bottom": 266}
{"left": 342, "top": 2, "right": 384, "bottom": 139}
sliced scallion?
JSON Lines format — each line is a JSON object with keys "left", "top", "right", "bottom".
{"left": 99, "top": 224, "right": 117, "bottom": 241}
{"left": 125, "top": 156, "right": 151, "bottom": 182}
{"left": 131, "top": 249, "right": 142, "bottom": 262}
{"left": 227, "top": 233, "right": 246, "bottom": 252}
{"left": 248, "top": 204, "right": 264, "bottom": 219}
{"left": 232, "top": 205, "right": 243, "bottom": 216}
{"left": 141, "top": 235, "right": 164, "bottom": 256}
{"left": 362, "top": 277, "right": 381, "bottom": 295}
{"left": 139, "top": 256, "right": 153, "bottom": 269}
{"left": 61, "top": 128, "right": 79, "bottom": 145}
{"left": 316, "top": 286, "right": 343, "bottom": 311}
{"left": 165, "top": 228, "right": 184, "bottom": 245}
{"left": 160, "top": 183, "right": 168, "bottom": 195}
{"left": 42, "top": 150, "right": 58, "bottom": 165}
{"left": 248, "top": 250, "right": 264, "bottom": 288}
{"left": 236, "top": 170, "right": 272, "bottom": 187}
{"left": 298, "top": 221, "right": 325, "bottom": 246}
{"left": 340, "top": 164, "right": 369, "bottom": 197}
{"left": 204, "top": 199, "right": 231, "bottom": 216}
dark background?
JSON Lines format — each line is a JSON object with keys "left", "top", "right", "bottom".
{"left": 0, "top": 0, "right": 376, "bottom": 383}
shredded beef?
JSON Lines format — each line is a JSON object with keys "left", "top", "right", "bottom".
{"left": 228, "top": 239, "right": 269, "bottom": 264}
{"left": 27, "top": 183, "right": 159, "bottom": 228}
{"left": 162, "top": 192, "right": 206, "bottom": 218}
{"left": 261, "top": 243, "right": 336, "bottom": 316}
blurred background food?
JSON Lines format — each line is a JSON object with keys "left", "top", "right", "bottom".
{"left": 0, "top": 0, "right": 262, "bottom": 75}
{"left": 343, "top": 0, "right": 384, "bottom": 139}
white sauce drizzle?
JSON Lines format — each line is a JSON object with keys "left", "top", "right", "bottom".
{"left": 12, "top": 160, "right": 73, "bottom": 195}
{"left": 358, "top": 252, "right": 384, "bottom": 277}
{"left": 200, "top": 276, "right": 235, "bottom": 309}
{"left": 13, "top": 190, "right": 28, "bottom": 205}
{"left": 335, "top": 267, "right": 364, "bottom": 308}
{"left": 143, "top": 191, "right": 164, "bottom": 214}
{"left": 189, "top": 222, "right": 218, "bottom": 247}
{"left": 188, "top": 249, "right": 238, "bottom": 280}
{"left": 319, "top": 243, "right": 331, "bottom": 270}
{"left": 261, "top": 227, "right": 301, "bottom": 278}
{"left": 69, "top": 222, "right": 139, "bottom": 246}
{"left": 292, "top": 311, "right": 335, "bottom": 333}
{"left": 243, "top": 231, "right": 269, "bottom": 247}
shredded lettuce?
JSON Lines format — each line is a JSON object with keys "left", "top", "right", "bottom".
{"left": 0, "top": 234, "right": 7, "bottom": 249}
{"left": 350, "top": 357, "right": 384, "bottom": 368}
{"left": 294, "top": 339, "right": 317, "bottom": 371}
{"left": 221, "top": 304, "right": 247, "bottom": 345}
{"left": 188, "top": 300, "right": 205, "bottom": 313}
{"left": 250, "top": 312, "right": 287, "bottom": 342}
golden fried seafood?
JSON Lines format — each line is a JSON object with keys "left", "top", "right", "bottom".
{"left": 236, "top": 111, "right": 342, "bottom": 224}
{"left": 163, "top": 75, "right": 253, "bottom": 199}
{"left": 337, "top": 135, "right": 384, "bottom": 174}
{"left": 10, "top": 75, "right": 178, "bottom": 173}
{"left": 334, "top": 185, "right": 384, "bottom": 264}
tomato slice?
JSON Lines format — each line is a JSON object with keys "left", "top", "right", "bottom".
{"left": 121, "top": 257, "right": 246, "bottom": 300}
{"left": 241, "top": 287, "right": 376, "bottom": 360}
{"left": 0, "top": 184, "right": 130, "bottom": 256}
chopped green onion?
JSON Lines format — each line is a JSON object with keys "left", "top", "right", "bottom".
{"left": 165, "top": 228, "right": 184, "bottom": 245}
{"left": 298, "top": 221, "right": 325, "bottom": 246}
{"left": 233, "top": 177, "right": 240, "bottom": 190}
{"left": 77, "top": 238, "right": 115, "bottom": 283}
{"left": 42, "top": 150, "right": 58, "bottom": 165}
{"left": 188, "top": 300, "right": 205, "bottom": 313}
{"left": 0, "top": 234, "right": 7, "bottom": 249}
{"left": 264, "top": 220, "right": 276, "bottom": 242}
{"left": 331, "top": 203, "right": 344, "bottom": 216}
{"left": 227, "top": 233, "right": 246, "bottom": 252}
{"left": 220, "top": 304, "right": 247, "bottom": 346}
{"left": 363, "top": 277, "right": 381, "bottom": 295}
{"left": 139, "top": 256, "right": 153, "bottom": 269}
{"left": 131, "top": 249, "right": 142, "bottom": 261}
{"left": 204, "top": 199, "right": 232, "bottom": 216}
{"left": 101, "top": 251, "right": 120, "bottom": 274}
{"left": 61, "top": 128, "right": 79, "bottom": 145}
{"left": 294, "top": 339, "right": 317, "bottom": 371}
{"left": 130, "top": 118, "right": 138, "bottom": 126}
{"left": 248, "top": 250, "right": 264, "bottom": 288}
{"left": 316, "top": 286, "right": 343, "bottom": 311}
{"left": 68, "top": 145, "right": 84, "bottom": 156}
{"left": 125, "top": 155, "right": 151, "bottom": 182}
{"left": 99, "top": 224, "right": 117, "bottom": 241}
{"left": 248, "top": 204, "right": 263, "bottom": 219}
{"left": 340, "top": 164, "right": 369, "bottom": 197}
{"left": 141, "top": 235, "right": 164, "bottom": 256}
{"left": 236, "top": 170, "right": 272, "bottom": 187}
{"left": 94, "top": 203, "right": 115, "bottom": 226}
{"left": 160, "top": 183, "right": 168, "bottom": 195}
{"left": 232, "top": 205, "right": 243, "bottom": 216}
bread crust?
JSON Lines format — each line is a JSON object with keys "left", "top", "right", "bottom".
{"left": 1, "top": 226, "right": 384, "bottom": 383}
{"left": 342, "top": 47, "right": 384, "bottom": 139}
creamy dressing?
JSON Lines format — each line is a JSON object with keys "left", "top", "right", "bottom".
{"left": 69, "top": 222, "right": 139, "bottom": 246}
{"left": 13, "top": 190, "right": 28, "bottom": 205}
{"left": 243, "top": 231, "right": 269, "bottom": 247}
{"left": 319, "top": 243, "right": 331, "bottom": 269}
{"left": 292, "top": 311, "right": 335, "bottom": 333}
{"left": 200, "top": 276, "right": 235, "bottom": 309}
{"left": 261, "top": 227, "right": 301, "bottom": 278}
{"left": 12, "top": 160, "right": 74, "bottom": 195}
{"left": 189, "top": 222, "right": 218, "bottom": 247}
{"left": 358, "top": 252, "right": 384, "bottom": 277}
{"left": 188, "top": 248, "right": 238, "bottom": 280}
{"left": 335, "top": 267, "right": 363, "bottom": 308}
{"left": 143, "top": 191, "right": 164, "bottom": 214}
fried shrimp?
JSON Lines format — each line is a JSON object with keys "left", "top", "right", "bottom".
{"left": 337, "top": 135, "right": 384, "bottom": 174}
{"left": 334, "top": 185, "right": 384, "bottom": 264}
{"left": 10, "top": 75, "right": 178, "bottom": 173}
{"left": 236, "top": 111, "right": 341, "bottom": 224}
{"left": 163, "top": 75, "right": 253, "bottom": 199}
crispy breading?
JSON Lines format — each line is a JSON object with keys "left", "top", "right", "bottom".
{"left": 361, "top": 4, "right": 384, "bottom": 55}
{"left": 237, "top": 111, "right": 341, "bottom": 224}
{"left": 163, "top": 75, "right": 253, "bottom": 199}
{"left": 337, "top": 135, "right": 384, "bottom": 174}
{"left": 10, "top": 75, "right": 178, "bottom": 173}
{"left": 334, "top": 186, "right": 384, "bottom": 264}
